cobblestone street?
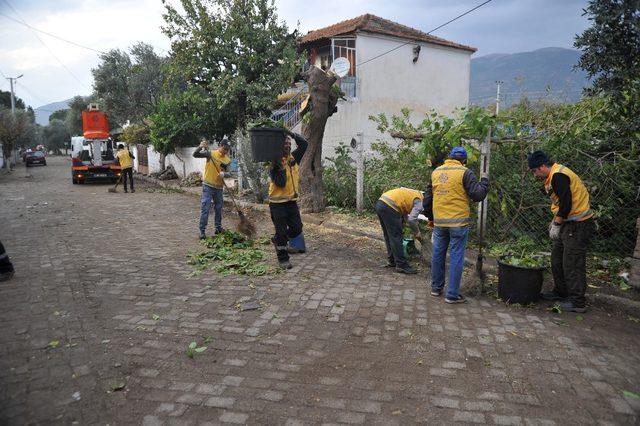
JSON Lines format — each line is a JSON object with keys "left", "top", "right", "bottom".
{"left": 1, "top": 157, "right": 639, "bottom": 425}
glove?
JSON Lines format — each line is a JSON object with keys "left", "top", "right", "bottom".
{"left": 549, "top": 222, "right": 562, "bottom": 240}
{"left": 427, "top": 220, "right": 434, "bottom": 229}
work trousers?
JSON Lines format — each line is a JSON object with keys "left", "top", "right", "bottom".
{"left": 551, "top": 218, "right": 595, "bottom": 307}
{"left": 269, "top": 201, "right": 303, "bottom": 262}
{"left": 375, "top": 200, "right": 409, "bottom": 269}
{"left": 122, "top": 167, "right": 134, "bottom": 191}
{"left": 199, "top": 185, "right": 224, "bottom": 234}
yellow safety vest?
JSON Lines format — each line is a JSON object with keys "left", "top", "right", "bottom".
{"left": 432, "top": 159, "right": 471, "bottom": 227}
{"left": 203, "top": 149, "right": 230, "bottom": 189}
{"left": 268, "top": 155, "right": 300, "bottom": 203}
{"left": 379, "top": 187, "right": 424, "bottom": 215}
{"left": 116, "top": 149, "right": 133, "bottom": 169}
{"left": 544, "top": 163, "right": 593, "bottom": 222}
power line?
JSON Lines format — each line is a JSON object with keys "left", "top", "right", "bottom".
{"left": 356, "top": 0, "right": 493, "bottom": 68}
{"left": 2, "top": 0, "right": 91, "bottom": 90}
{"left": 0, "top": 11, "right": 106, "bottom": 54}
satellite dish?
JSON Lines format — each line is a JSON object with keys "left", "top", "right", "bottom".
{"left": 330, "top": 57, "right": 351, "bottom": 78}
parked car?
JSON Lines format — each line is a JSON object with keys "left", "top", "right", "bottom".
{"left": 25, "top": 151, "right": 47, "bottom": 167}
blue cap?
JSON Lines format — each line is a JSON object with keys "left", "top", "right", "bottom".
{"left": 449, "top": 146, "right": 467, "bottom": 160}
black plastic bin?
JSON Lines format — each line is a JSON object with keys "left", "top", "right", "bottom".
{"left": 497, "top": 257, "right": 545, "bottom": 304}
{"left": 249, "top": 127, "right": 286, "bottom": 162}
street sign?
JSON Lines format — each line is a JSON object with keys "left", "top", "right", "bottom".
{"left": 330, "top": 57, "right": 351, "bottom": 78}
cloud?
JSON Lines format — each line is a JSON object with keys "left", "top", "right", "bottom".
{"left": 0, "top": 0, "right": 590, "bottom": 109}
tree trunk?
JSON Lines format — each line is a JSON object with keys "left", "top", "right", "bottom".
{"left": 299, "top": 66, "right": 340, "bottom": 213}
{"left": 159, "top": 152, "right": 166, "bottom": 172}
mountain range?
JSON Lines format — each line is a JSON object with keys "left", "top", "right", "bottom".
{"left": 470, "top": 47, "right": 590, "bottom": 107}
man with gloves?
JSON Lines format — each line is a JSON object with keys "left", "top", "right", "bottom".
{"left": 376, "top": 187, "right": 427, "bottom": 275}
{"left": 528, "top": 150, "right": 595, "bottom": 312}
{"left": 423, "top": 147, "right": 489, "bottom": 304}
{"left": 193, "top": 137, "right": 231, "bottom": 239}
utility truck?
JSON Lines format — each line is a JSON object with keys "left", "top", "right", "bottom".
{"left": 70, "top": 104, "right": 121, "bottom": 184}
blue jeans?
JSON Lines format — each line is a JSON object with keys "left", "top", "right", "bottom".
{"left": 199, "top": 185, "right": 223, "bottom": 234}
{"left": 431, "top": 226, "right": 469, "bottom": 299}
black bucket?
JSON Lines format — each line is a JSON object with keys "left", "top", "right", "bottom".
{"left": 497, "top": 257, "right": 545, "bottom": 304}
{"left": 249, "top": 127, "right": 286, "bottom": 162}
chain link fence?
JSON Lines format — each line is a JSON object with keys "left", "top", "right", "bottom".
{"left": 473, "top": 140, "right": 640, "bottom": 258}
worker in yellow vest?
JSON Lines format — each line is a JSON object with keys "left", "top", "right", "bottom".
{"left": 528, "top": 151, "right": 595, "bottom": 313}
{"left": 193, "top": 138, "right": 231, "bottom": 239}
{"left": 115, "top": 144, "right": 135, "bottom": 193}
{"left": 423, "top": 147, "right": 489, "bottom": 303}
{"left": 376, "top": 187, "right": 427, "bottom": 274}
{"left": 268, "top": 131, "right": 308, "bottom": 269}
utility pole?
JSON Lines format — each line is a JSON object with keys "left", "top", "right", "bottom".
{"left": 354, "top": 132, "right": 364, "bottom": 212}
{"left": 495, "top": 80, "right": 502, "bottom": 115}
{"left": 6, "top": 74, "right": 24, "bottom": 114}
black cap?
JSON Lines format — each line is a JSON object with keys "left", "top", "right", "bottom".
{"left": 117, "top": 144, "right": 124, "bottom": 150}
{"left": 528, "top": 150, "right": 549, "bottom": 169}
{"left": 219, "top": 138, "right": 230, "bottom": 148}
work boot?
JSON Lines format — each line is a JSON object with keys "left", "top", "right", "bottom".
{"left": 124, "top": 189, "right": 128, "bottom": 193}
{"left": 395, "top": 265, "right": 417, "bottom": 275}
{"left": 559, "top": 300, "right": 586, "bottom": 313}
{"left": 199, "top": 233, "right": 207, "bottom": 240}
{"left": 540, "top": 291, "right": 565, "bottom": 301}
{"left": 215, "top": 227, "right": 225, "bottom": 235}
{"left": 278, "top": 260, "right": 293, "bottom": 270}
{"left": 131, "top": 188, "right": 135, "bottom": 193}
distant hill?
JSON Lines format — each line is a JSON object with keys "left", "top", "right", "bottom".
{"left": 34, "top": 99, "right": 72, "bottom": 125}
{"left": 470, "top": 47, "right": 590, "bottom": 108}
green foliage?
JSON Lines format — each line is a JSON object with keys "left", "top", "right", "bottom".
{"left": 187, "top": 231, "right": 279, "bottom": 277}
{"left": 0, "top": 90, "right": 26, "bottom": 110}
{"left": 122, "top": 123, "right": 150, "bottom": 146}
{"left": 162, "top": 0, "right": 301, "bottom": 129}
{"left": 248, "top": 117, "right": 286, "bottom": 129}
{"left": 0, "top": 108, "right": 38, "bottom": 166}
{"left": 186, "top": 340, "right": 207, "bottom": 358}
{"left": 149, "top": 86, "right": 232, "bottom": 155}
{"left": 42, "top": 119, "right": 70, "bottom": 154}
{"left": 92, "top": 42, "right": 165, "bottom": 126}
{"left": 48, "top": 109, "right": 68, "bottom": 123}
{"left": 574, "top": 0, "right": 640, "bottom": 98}
{"left": 65, "top": 95, "right": 97, "bottom": 136}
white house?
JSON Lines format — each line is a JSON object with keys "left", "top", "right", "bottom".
{"left": 297, "top": 14, "right": 476, "bottom": 157}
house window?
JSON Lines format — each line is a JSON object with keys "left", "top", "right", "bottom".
{"left": 332, "top": 38, "right": 356, "bottom": 76}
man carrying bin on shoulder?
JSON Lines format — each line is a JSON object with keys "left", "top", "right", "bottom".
{"left": 193, "top": 137, "right": 231, "bottom": 240}
{"left": 375, "top": 187, "right": 427, "bottom": 275}
{"left": 268, "top": 131, "right": 308, "bottom": 270}
{"left": 423, "top": 147, "right": 489, "bottom": 304}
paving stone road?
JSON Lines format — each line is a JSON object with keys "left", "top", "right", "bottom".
{"left": 1, "top": 157, "right": 639, "bottom": 425}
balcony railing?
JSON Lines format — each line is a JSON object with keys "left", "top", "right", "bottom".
{"left": 340, "top": 76, "right": 357, "bottom": 98}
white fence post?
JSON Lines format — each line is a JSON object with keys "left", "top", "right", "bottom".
{"left": 356, "top": 132, "right": 364, "bottom": 212}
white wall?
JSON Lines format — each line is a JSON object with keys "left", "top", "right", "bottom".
{"left": 321, "top": 32, "right": 472, "bottom": 159}
{"left": 144, "top": 146, "right": 205, "bottom": 177}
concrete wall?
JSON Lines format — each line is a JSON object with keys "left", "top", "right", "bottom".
{"left": 321, "top": 32, "right": 472, "bottom": 159}
{"left": 141, "top": 146, "right": 205, "bottom": 177}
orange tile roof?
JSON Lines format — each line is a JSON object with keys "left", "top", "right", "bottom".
{"left": 300, "top": 14, "right": 476, "bottom": 53}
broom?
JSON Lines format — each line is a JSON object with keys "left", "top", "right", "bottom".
{"left": 206, "top": 151, "right": 256, "bottom": 239}
{"left": 107, "top": 174, "right": 123, "bottom": 193}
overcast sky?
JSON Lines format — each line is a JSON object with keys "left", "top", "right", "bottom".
{"left": 0, "top": 0, "right": 591, "bottom": 109}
